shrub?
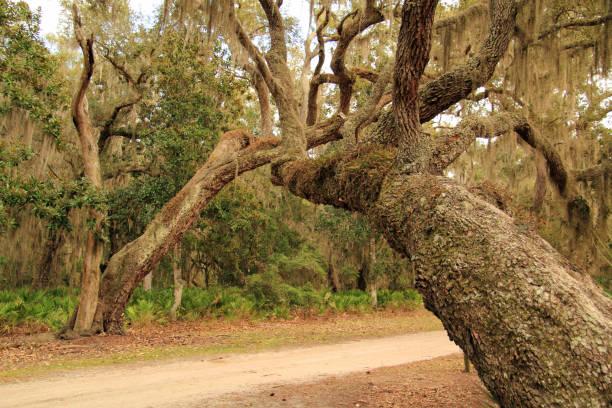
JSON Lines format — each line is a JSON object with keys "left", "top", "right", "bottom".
{"left": 0, "top": 285, "right": 423, "bottom": 332}
{"left": 125, "top": 298, "right": 165, "bottom": 326}
{"left": 245, "top": 269, "right": 287, "bottom": 310}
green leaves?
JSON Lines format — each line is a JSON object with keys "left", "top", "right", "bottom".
{"left": 0, "top": 0, "right": 69, "bottom": 141}
{"left": 0, "top": 142, "right": 109, "bottom": 233}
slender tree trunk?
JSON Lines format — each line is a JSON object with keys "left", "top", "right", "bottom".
{"left": 90, "top": 131, "right": 280, "bottom": 334}
{"left": 69, "top": 7, "right": 105, "bottom": 334}
{"left": 169, "top": 246, "right": 183, "bottom": 321}
{"left": 33, "top": 229, "right": 62, "bottom": 290}
{"left": 369, "top": 236, "right": 377, "bottom": 306}
{"left": 142, "top": 273, "right": 152, "bottom": 291}
{"left": 327, "top": 250, "right": 340, "bottom": 292}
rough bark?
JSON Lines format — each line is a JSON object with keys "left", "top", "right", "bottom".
{"left": 374, "top": 174, "right": 612, "bottom": 407}
{"left": 275, "top": 149, "right": 612, "bottom": 406}
{"left": 57, "top": 0, "right": 612, "bottom": 405}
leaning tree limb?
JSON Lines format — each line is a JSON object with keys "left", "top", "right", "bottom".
{"left": 94, "top": 131, "right": 282, "bottom": 334}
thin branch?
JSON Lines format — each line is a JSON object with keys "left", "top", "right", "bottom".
{"left": 245, "top": 64, "right": 273, "bottom": 139}
{"left": 329, "top": 1, "right": 384, "bottom": 115}
{"left": 227, "top": 3, "right": 278, "bottom": 97}
{"left": 429, "top": 113, "right": 569, "bottom": 195}
{"left": 306, "top": 7, "right": 331, "bottom": 125}
{"left": 538, "top": 14, "right": 612, "bottom": 41}
{"left": 102, "top": 52, "right": 137, "bottom": 86}
{"left": 340, "top": 60, "right": 394, "bottom": 145}
{"left": 98, "top": 96, "right": 142, "bottom": 150}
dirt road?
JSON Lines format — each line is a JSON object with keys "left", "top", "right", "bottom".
{"left": 0, "top": 330, "right": 460, "bottom": 408}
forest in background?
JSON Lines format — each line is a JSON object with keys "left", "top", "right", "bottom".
{"left": 1, "top": 0, "right": 425, "bottom": 329}
{"left": 1, "top": 0, "right": 611, "bottom": 404}
{"left": 1, "top": 0, "right": 610, "bottom": 323}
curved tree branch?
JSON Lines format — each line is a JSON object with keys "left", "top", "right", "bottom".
{"left": 330, "top": 1, "right": 384, "bottom": 115}
{"left": 428, "top": 112, "right": 569, "bottom": 194}
{"left": 393, "top": 0, "right": 439, "bottom": 170}
{"left": 537, "top": 13, "right": 612, "bottom": 41}
{"left": 340, "top": 60, "right": 394, "bottom": 145}
{"left": 306, "top": 7, "right": 331, "bottom": 125}
{"left": 417, "top": 0, "right": 518, "bottom": 124}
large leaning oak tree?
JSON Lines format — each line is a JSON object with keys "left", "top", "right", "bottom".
{"left": 63, "top": 0, "right": 611, "bottom": 406}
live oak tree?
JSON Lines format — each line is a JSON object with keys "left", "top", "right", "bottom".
{"left": 58, "top": 0, "right": 247, "bottom": 331}
{"left": 61, "top": 0, "right": 611, "bottom": 406}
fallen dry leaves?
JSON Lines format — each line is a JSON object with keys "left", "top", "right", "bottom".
{"left": 0, "top": 308, "right": 442, "bottom": 381}
{"left": 202, "top": 354, "right": 497, "bottom": 408}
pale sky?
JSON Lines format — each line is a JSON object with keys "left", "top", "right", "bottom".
{"left": 26, "top": 0, "right": 312, "bottom": 37}
{"left": 25, "top": 0, "right": 164, "bottom": 37}
{"left": 26, "top": 0, "right": 460, "bottom": 38}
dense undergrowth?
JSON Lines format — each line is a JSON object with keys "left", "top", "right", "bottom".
{"left": 0, "top": 284, "right": 421, "bottom": 334}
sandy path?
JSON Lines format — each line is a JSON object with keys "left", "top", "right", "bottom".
{"left": 0, "top": 330, "right": 460, "bottom": 408}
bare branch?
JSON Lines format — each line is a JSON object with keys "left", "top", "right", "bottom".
{"left": 306, "top": 7, "right": 331, "bottom": 125}
{"left": 429, "top": 113, "right": 569, "bottom": 195}
{"left": 103, "top": 52, "right": 138, "bottom": 86}
{"left": 245, "top": 64, "right": 273, "bottom": 139}
{"left": 299, "top": 30, "right": 319, "bottom": 121}
{"left": 340, "top": 61, "right": 394, "bottom": 145}
{"left": 537, "top": 14, "right": 612, "bottom": 41}
{"left": 350, "top": 66, "right": 380, "bottom": 83}
{"left": 330, "top": 2, "right": 384, "bottom": 115}
{"left": 98, "top": 96, "right": 142, "bottom": 151}
{"left": 227, "top": 3, "right": 279, "bottom": 98}
{"left": 417, "top": 0, "right": 517, "bottom": 124}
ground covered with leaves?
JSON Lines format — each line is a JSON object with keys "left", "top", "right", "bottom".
{"left": 0, "top": 309, "right": 495, "bottom": 407}
{"left": 0, "top": 308, "right": 439, "bottom": 381}
{"left": 205, "top": 354, "right": 495, "bottom": 408}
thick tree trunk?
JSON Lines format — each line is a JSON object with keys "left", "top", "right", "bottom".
{"left": 371, "top": 173, "right": 612, "bottom": 406}
{"left": 275, "top": 148, "right": 612, "bottom": 406}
